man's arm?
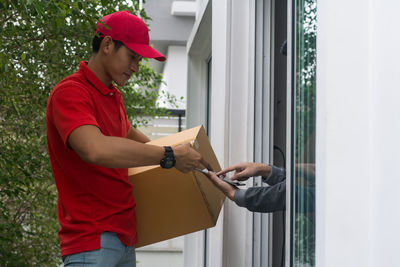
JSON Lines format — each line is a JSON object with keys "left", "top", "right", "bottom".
{"left": 68, "top": 125, "right": 204, "bottom": 172}
{"left": 126, "top": 126, "right": 150, "bottom": 143}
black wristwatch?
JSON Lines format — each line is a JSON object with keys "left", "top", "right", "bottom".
{"left": 160, "top": 146, "right": 176, "bottom": 169}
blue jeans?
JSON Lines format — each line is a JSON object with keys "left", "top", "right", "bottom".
{"left": 62, "top": 232, "right": 136, "bottom": 267}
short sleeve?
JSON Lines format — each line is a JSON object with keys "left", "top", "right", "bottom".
{"left": 49, "top": 85, "right": 100, "bottom": 146}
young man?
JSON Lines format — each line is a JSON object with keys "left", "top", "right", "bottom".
{"left": 46, "top": 10, "right": 207, "bottom": 266}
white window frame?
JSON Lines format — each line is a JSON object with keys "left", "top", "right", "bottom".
{"left": 253, "top": 0, "right": 274, "bottom": 266}
{"left": 186, "top": 0, "right": 258, "bottom": 266}
{"left": 285, "top": 0, "right": 293, "bottom": 265}
{"left": 184, "top": 1, "right": 213, "bottom": 266}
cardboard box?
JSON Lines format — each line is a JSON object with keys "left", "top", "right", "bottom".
{"left": 128, "top": 125, "right": 225, "bottom": 248}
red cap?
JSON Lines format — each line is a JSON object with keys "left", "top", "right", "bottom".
{"left": 96, "top": 10, "right": 166, "bottom": 61}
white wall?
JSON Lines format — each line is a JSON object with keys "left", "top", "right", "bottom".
{"left": 369, "top": 1, "right": 400, "bottom": 266}
{"left": 215, "top": 1, "right": 255, "bottom": 267}
{"left": 316, "top": 1, "right": 400, "bottom": 266}
{"left": 184, "top": 1, "right": 212, "bottom": 266}
{"left": 181, "top": 0, "right": 400, "bottom": 266}
{"left": 158, "top": 45, "right": 187, "bottom": 109}
{"left": 185, "top": 0, "right": 256, "bottom": 267}
{"left": 136, "top": 237, "right": 183, "bottom": 267}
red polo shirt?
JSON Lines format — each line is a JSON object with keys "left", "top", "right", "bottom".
{"left": 46, "top": 61, "right": 137, "bottom": 256}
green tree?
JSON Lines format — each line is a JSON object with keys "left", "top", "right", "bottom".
{"left": 0, "top": 1, "right": 174, "bottom": 265}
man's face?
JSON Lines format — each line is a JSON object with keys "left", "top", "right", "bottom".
{"left": 104, "top": 43, "right": 143, "bottom": 86}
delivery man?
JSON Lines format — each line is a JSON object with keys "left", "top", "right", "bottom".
{"left": 46, "top": 10, "right": 208, "bottom": 266}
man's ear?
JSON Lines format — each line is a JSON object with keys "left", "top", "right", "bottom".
{"left": 100, "top": 36, "right": 114, "bottom": 55}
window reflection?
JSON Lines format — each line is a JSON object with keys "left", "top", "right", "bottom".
{"left": 292, "top": 0, "right": 317, "bottom": 265}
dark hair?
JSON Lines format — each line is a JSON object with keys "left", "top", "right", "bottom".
{"left": 92, "top": 33, "right": 124, "bottom": 53}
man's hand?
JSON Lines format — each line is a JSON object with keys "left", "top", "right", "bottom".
{"left": 217, "top": 162, "right": 271, "bottom": 181}
{"left": 173, "top": 143, "right": 211, "bottom": 173}
{"left": 204, "top": 171, "right": 236, "bottom": 200}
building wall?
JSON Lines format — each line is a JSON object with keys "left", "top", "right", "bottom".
{"left": 144, "top": 0, "right": 195, "bottom": 47}
{"left": 158, "top": 45, "right": 188, "bottom": 110}
{"left": 187, "top": 0, "right": 400, "bottom": 267}
{"left": 316, "top": 0, "right": 400, "bottom": 266}
{"left": 143, "top": 0, "right": 195, "bottom": 73}
{"left": 147, "top": 0, "right": 400, "bottom": 266}
{"left": 216, "top": 1, "right": 255, "bottom": 267}
{"left": 185, "top": 0, "right": 256, "bottom": 266}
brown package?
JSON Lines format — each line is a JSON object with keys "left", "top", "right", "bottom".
{"left": 128, "top": 125, "right": 225, "bottom": 248}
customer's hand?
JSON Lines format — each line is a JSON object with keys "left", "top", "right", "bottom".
{"left": 217, "top": 162, "right": 271, "bottom": 181}
{"left": 204, "top": 171, "right": 236, "bottom": 200}
{"left": 173, "top": 143, "right": 212, "bottom": 173}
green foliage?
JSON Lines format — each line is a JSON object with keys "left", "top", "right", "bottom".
{"left": 0, "top": 0, "right": 173, "bottom": 265}
{"left": 122, "top": 60, "right": 180, "bottom": 127}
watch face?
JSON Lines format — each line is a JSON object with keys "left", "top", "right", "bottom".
{"left": 161, "top": 146, "right": 176, "bottom": 169}
{"left": 161, "top": 157, "right": 175, "bottom": 169}
{"left": 164, "top": 159, "right": 174, "bottom": 168}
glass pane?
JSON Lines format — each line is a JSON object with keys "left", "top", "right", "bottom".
{"left": 204, "top": 57, "right": 212, "bottom": 267}
{"left": 291, "top": 0, "right": 317, "bottom": 266}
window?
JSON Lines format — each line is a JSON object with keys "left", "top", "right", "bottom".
{"left": 185, "top": 2, "right": 212, "bottom": 266}
{"left": 254, "top": 0, "right": 288, "bottom": 266}
{"left": 290, "top": 0, "right": 317, "bottom": 266}
{"left": 204, "top": 56, "right": 212, "bottom": 267}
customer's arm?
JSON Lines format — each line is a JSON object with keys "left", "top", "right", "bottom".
{"left": 206, "top": 165, "right": 286, "bottom": 213}
{"left": 234, "top": 182, "right": 286, "bottom": 212}
{"left": 217, "top": 162, "right": 272, "bottom": 181}
{"left": 234, "top": 165, "right": 286, "bottom": 212}
{"left": 262, "top": 165, "right": 286, "bottom": 186}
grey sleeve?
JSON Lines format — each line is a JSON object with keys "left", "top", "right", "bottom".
{"left": 262, "top": 165, "right": 286, "bottom": 186}
{"left": 233, "top": 181, "right": 286, "bottom": 213}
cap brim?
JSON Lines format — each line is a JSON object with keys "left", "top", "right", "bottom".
{"left": 125, "top": 43, "right": 166, "bottom": 62}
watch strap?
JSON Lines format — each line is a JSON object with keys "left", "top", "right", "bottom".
{"left": 160, "top": 146, "right": 175, "bottom": 169}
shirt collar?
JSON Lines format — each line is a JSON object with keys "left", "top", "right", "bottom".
{"left": 79, "top": 61, "right": 120, "bottom": 96}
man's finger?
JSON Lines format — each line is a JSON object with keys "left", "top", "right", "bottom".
{"left": 230, "top": 171, "right": 247, "bottom": 181}
{"left": 230, "top": 174, "right": 239, "bottom": 180}
{"left": 217, "top": 165, "right": 239, "bottom": 175}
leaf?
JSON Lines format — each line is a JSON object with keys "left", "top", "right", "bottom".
{"left": 34, "top": 3, "right": 44, "bottom": 16}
